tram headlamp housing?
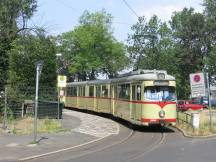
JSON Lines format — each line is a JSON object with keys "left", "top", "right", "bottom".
{"left": 159, "top": 110, "right": 165, "bottom": 118}
{"left": 157, "top": 73, "right": 165, "bottom": 80}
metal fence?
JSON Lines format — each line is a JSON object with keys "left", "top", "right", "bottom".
{"left": 176, "top": 110, "right": 196, "bottom": 134}
{"left": 177, "top": 111, "right": 193, "bottom": 127}
{"left": 0, "top": 85, "right": 62, "bottom": 124}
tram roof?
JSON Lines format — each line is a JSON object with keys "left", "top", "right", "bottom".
{"left": 67, "top": 70, "right": 175, "bottom": 86}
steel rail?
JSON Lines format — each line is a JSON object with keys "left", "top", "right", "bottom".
{"left": 121, "top": 131, "right": 166, "bottom": 162}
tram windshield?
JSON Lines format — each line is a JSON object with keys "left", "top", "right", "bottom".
{"left": 144, "top": 86, "right": 176, "bottom": 101}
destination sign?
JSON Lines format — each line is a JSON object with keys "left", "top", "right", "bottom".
{"left": 154, "top": 81, "right": 169, "bottom": 86}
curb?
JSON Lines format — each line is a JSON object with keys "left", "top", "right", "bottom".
{"left": 173, "top": 126, "right": 216, "bottom": 139}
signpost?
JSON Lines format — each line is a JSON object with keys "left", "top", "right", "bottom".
{"left": 57, "top": 75, "right": 66, "bottom": 120}
{"left": 190, "top": 72, "right": 212, "bottom": 131}
{"left": 189, "top": 73, "right": 206, "bottom": 98}
{"left": 33, "top": 60, "right": 43, "bottom": 143}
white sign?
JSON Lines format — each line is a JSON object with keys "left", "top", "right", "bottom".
{"left": 190, "top": 73, "right": 206, "bottom": 98}
{"left": 192, "top": 113, "right": 200, "bottom": 129}
{"left": 60, "top": 90, "right": 64, "bottom": 96}
{"left": 57, "top": 75, "right": 67, "bottom": 87}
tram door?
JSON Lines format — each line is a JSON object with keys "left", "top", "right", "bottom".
{"left": 131, "top": 84, "right": 142, "bottom": 121}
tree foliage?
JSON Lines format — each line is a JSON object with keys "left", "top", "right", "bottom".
{"left": 127, "top": 4, "right": 215, "bottom": 99}
{"left": 0, "top": 0, "right": 37, "bottom": 89}
{"left": 2, "top": 0, "right": 216, "bottom": 101}
{"left": 127, "top": 15, "right": 176, "bottom": 74}
{"left": 8, "top": 30, "right": 57, "bottom": 88}
{"left": 58, "top": 10, "right": 128, "bottom": 81}
{"left": 170, "top": 8, "right": 207, "bottom": 98}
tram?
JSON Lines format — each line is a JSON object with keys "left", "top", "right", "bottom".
{"left": 64, "top": 69, "right": 177, "bottom": 126}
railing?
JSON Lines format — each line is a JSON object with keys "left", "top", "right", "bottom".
{"left": 177, "top": 111, "right": 194, "bottom": 128}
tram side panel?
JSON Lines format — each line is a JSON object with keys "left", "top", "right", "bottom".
{"left": 115, "top": 84, "right": 131, "bottom": 121}
{"left": 65, "top": 87, "right": 78, "bottom": 108}
{"left": 115, "top": 100, "right": 130, "bottom": 121}
{"left": 131, "top": 102, "right": 142, "bottom": 124}
{"left": 96, "top": 84, "right": 111, "bottom": 114}
{"left": 65, "top": 96, "right": 77, "bottom": 108}
{"left": 97, "top": 98, "right": 111, "bottom": 114}
{"left": 85, "top": 97, "right": 95, "bottom": 111}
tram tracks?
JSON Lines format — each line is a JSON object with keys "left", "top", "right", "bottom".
{"left": 63, "top": 128, "right": 135, "bottom": 161}
{"left": 120, "top": 131, "right": 166, "bottom": 162}
{"left": 22, "top": 125, "right": 167, "bottom": 162}
{"left": 20, "top": 125, "right": 134, "bottom": 162}
{"left": 65, "top": 127, "right": 166, "bottom": 162}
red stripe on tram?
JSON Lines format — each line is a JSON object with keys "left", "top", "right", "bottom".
{"left": 141, "top": 118, "right": 176, "bottom": 123}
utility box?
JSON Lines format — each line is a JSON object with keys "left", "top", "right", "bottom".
{"left": 192, "top": 113, "right": 200, "bottom": 129}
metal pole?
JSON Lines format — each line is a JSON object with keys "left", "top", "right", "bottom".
{"left": 57, "top": 87, "right": 60, "bottom": 120}
{"left": 34, "top": 66, "right": 39, "bottom": 143}
{"left": 206, "top": 73, "right": 212, "bottom": 131}
{"left": 3, "top": 87, "right": 7, "bottom": 129}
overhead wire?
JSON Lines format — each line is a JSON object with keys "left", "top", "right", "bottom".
{"left": 122, "top": 0, "right": 139, "bottom": 18}
{"left": 54, "top": 0, "right": 81, "bottom": 15}
{"left": 54, "top": 0, "right": 134, "bottom": 27}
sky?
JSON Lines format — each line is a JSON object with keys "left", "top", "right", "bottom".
{"left": 31, "top": 0, "right": 204, "bottom": 43}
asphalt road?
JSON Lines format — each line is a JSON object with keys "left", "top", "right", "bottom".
{"left": 21, "top": 112, "right": 216, "bottom": 162}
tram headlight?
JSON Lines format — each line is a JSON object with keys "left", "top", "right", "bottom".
{"left": 159, "top": 110, "right": 165, "bottom": 118}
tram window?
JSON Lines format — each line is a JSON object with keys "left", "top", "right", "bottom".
{"left": 89, "top": 86, "right": 94, "bottom": 97}
{"left": 83, "top": 87, "right": 85, "bottom": 96}
{"left": 102, "top": 85, "right": 108, "bottom": 97}
{"left": 118, "top": 84, "right": 130, "bottom": 100}
{"left": 132, "top": 85, "right": 136, "bottom": 100}
{"left": 132, "top": 85, "right": 141, "bottom": 100}
{"left": 114, "top": 85, "right": 118, "bottom": 98}
{"left": 117, "top": 85, "right": 121, "bottom": 98}
{"left": 96, "top": 86, "right": 101, "bottom": 97}
{"left": 72, "top": 87, "right": 77, "bottom": 96}
{"left": 67, "top": 87, "right": 71, "bottom": 96}
{"left": 78, "top": 87, "right": 82, "bottom": 96}
{"left": 144, "top": 86, "right": 176, "bottom": 101}
{"left": 78, "top": 86, "right": 85, "bottom": 96}
{"left": 110, "top": 86, "right": 113, "bottom": 98}
{"left": 137, "top": 85, "right": 141, "bottom": 100}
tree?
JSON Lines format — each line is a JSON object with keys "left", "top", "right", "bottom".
{"left": 170, "top": 8, "right": 206, "bottom": 98}
{"left": 127, "top": 15, "right": 176, "bottom": 74}
{"left": 58, "top": 10, "right": 128, "bottom": 81}
{"left": 203, "top": 0, "right": 216, "bottom": 49}
{"left": 8, "top": 30, "right": 57, "bottom": 89}
{"left": 0, "top": 0, "right": 37, "bottom": 89}
{"left": 203, "top": 0, "right": 216, "bottom": 78}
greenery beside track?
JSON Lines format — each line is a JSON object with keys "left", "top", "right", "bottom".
{"left": 2, "top": 117, "right": 64, "bottom": 135}
{"left": 176, "top": 110, "right": 216, "bottom": 136}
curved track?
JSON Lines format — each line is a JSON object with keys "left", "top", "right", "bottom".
{"left": 120, "top": 131, "right": 166, "bottom": 162}
{"left": 23, "top": 122, "right": 169, "bottom": 162}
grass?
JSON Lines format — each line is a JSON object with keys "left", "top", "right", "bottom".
{"left": 176, "top": 109, "right": 216, "bottom": 136}
{"left": 6, "top": 117, "right": 65, "bottom": 135}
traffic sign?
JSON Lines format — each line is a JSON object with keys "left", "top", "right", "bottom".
{"left": 190, "top": 73, "right": 206, "bottom": 98}
{"left": 57, "top": 75, "right": 67, "bottom": 87}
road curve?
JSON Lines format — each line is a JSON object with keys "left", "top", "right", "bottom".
{"left": 21, "top": 110, "right": 216, "bottom": 162}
